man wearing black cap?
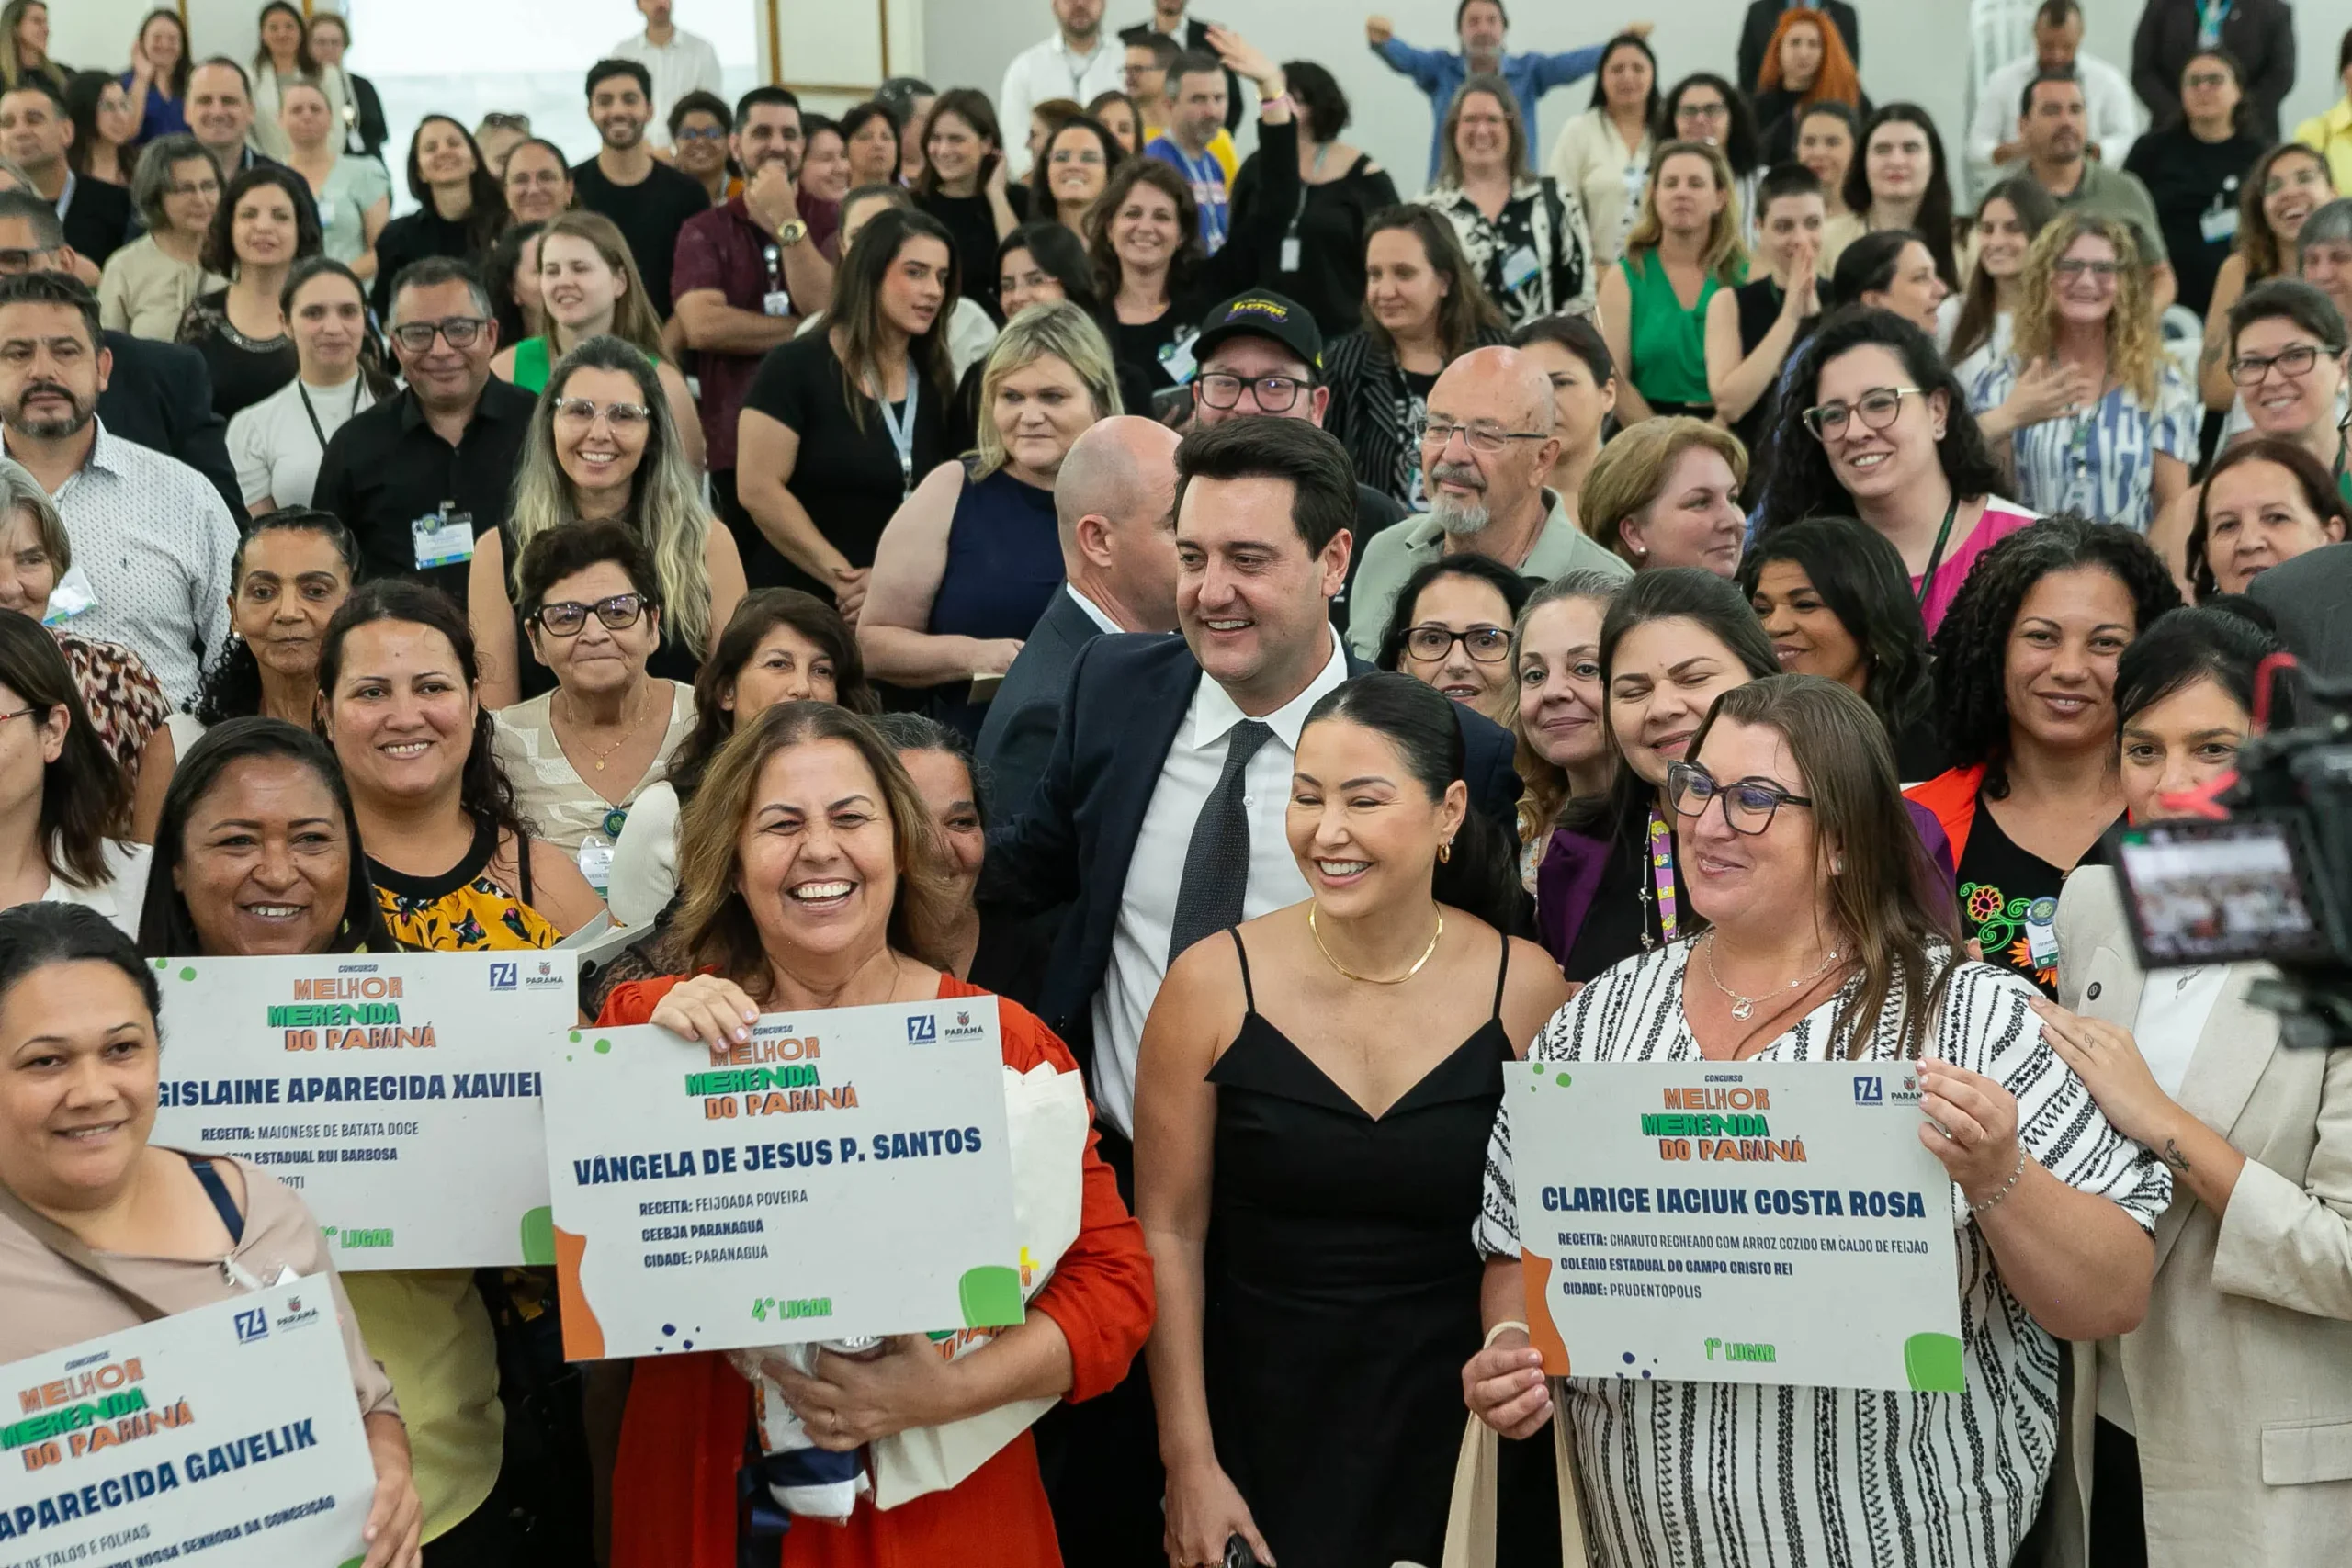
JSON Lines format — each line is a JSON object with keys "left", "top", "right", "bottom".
{"left": 1187, "top": 288, "right": 1408, "bottom": 625}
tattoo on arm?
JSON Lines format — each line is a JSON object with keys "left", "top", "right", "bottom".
{"left": 2162, "top": 1136, "right": 2191, "bottom": 1172}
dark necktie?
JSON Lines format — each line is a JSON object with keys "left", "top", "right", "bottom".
{"left": 1167, "top": 719, "right": 1276, "bottom": 966}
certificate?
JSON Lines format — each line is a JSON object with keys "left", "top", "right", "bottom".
{"left": 1510, "top": 1059, "right": 1964, "bottom": 1392}
{"left": 148, "top": 951, "right": 579, "bottom": 1271}
{"left": 0, "top": 1280, "right": 377, "bottom": 1565}
{"left": 543, "top": 994, "right": 1023, "bottom": 1359}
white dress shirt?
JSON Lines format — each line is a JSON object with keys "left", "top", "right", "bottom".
{"left": 1090, "top": 635, "right": 1351, "bottom": 1136}
{"left": 23, "top": 421, "right": 239, "bottom": 707}
{"left": 1065, "top": 583, "right": 1123, "bottom": 636}
{"left": 1968, "top": 51, "right": 2143, "bottom": 203}
{"left": 999, "top": 32, "right": 1126, "bottom": 178}
{"left": 609, "top": 27, "right": 727, "bottom": 146}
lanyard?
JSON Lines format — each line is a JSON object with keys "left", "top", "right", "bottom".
{"left": 1914, "top": 495, "right": 1961, "bottom": 612}
{"left": 762, "top": 243, "right": 782, "bottom": 293}
{"left": 296, "top": 378, "right": 368, "bottom": 450}
{"left": 1646, "top": 807, "right": 1680, "bottom": 947}
{"left": 2194, "top": 0, "right": 2233, "bottom": 47}
{"left": 875, "top": 357, "right": 920, "bottom": 496}
{"left": 1283, "top": 143, "right": 1330, "bottom": 243}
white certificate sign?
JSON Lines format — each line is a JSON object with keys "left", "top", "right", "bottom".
{"left": 544, "top": 995, "right": 1022, "bottom": 1359}
{"left": 148, "top": 952, "right": 578, "bottom": 1271}
{"left": 0, "top": 1281, "right": 376, "bottom": 1567}
{"left": 1509, "top": 1059, "right": 1964, "bottom": 1392}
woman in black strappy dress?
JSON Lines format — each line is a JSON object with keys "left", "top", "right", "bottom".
{"left": 1134, "top": 674, "right": 1574, "bottom": 1568}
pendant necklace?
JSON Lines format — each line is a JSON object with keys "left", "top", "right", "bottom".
{"left": 1702, "top": 931, "right": 1843, "bottom": 1021}
{"left": 561, "top": 684, "right": 651, "bottom": 773}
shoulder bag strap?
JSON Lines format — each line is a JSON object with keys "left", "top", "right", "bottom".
{"left": 0, "top": 1180, "right": 172, "bottom": 1323}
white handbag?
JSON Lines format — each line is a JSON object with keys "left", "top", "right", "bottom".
{"left": 1435, "top": 1394, "right": 1588, "bottom": 1568}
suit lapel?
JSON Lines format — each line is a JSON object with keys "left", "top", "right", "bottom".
{"left": 1098, "top": 643, "right": 1201, "bottom": 882}
{"left": 2151, "top": 968, "right": 2277, "bottom": 1276}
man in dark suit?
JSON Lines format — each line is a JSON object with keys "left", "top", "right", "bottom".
{"left": 2249, "top": 543, "right": 2352, "bottom": 681}
{"left": 978, "top": 415, "right": 1182, "bottom": 816}
{"left": 0, "top": 191, "right": 243, "bottom": 518}
{"left": 985, "top": 417, "right": 1519, "bottom": 1561}
{"left": 1738, "top": 0, "right": 1860, "bottom": 95}
{"left": 1, "top": 78, "right": 133, "bottom": 270}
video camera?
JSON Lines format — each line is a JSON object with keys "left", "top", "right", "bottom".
{"left": 2106, "top": 655, "right": 2352, "bottom": 1048}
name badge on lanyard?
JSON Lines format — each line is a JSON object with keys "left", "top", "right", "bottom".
{"left": 413, "top": 502, "right": 475, "bottom": 570}
{"left": 762, "top": 243, "right": 792, "bottom": 317}
{"left": 876, "top": 356, "right": 920, "bottom": 497}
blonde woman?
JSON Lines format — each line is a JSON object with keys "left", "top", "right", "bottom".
{"left": 490, "top": 209, "right": 703, "bottom": 471}
{"left": 1415, "top": 73, "right": 1593, "bottom": 329}
{"left": 1577, "top": 414, "right": 1749, "bottom": 577}
{"left": 1969, "top": 213, "right": 2199, "bottom": 532}
{"left": 469, "top": 335, "right": 744, "bottom": 708}
{"left": 1595, "top": 139, "right": 1747, "bottom": 423}
{"left": 857, "top": 299, "right": 1119, "bottom": 738}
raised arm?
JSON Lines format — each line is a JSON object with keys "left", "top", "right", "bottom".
{"left": 1706, "top": 250, "right": 1814, "bottom": 423}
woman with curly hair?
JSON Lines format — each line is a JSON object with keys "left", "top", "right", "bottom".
{"left": 1905, "top": 515, "right": 2181, "bottom": 997}
{"left": 1969, "top": 212, "right": 2199, "bottom": 532}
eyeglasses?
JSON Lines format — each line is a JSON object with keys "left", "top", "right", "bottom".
{"left": 1196, "top": 372, "right": 1311, "bottom": 412}
{"left": 675, "top": 126, "right": 729, "bottom": 142}
{"left": 1801, "top": 385, "right": 1919, "bottom": 441}
{"left": 2052, "top": 257, "right": 2124, "bottom": 279}
{"left": 0, "top": 706, "right": 40, "bottom": 726}
{"left": 1677, "top": 102, "right": 1729, "bottom": 121}
{"left": 1414, "top": 418, "right": 1552, "bottom": 453}
{"left": 2184, "top": 71, "right": 2233, "bottom": 89}
{"left": 165, "top": 178, "right": 220, "bottom": 198}
{"left": 1405, "top": 625, "right": 1511, "bottom": 663}
{"left": 551, "top": 397, "right": 650, "bottom": 429}
{"left": 2230, "top": 344, "right": 2327, "bottom": 385}
{"left": 1668, "top": 761, "right": 1812, "bottom": 835}
{"left": 532, "top": 592, "right": 647, "bottom": 636}
{"left": 390, "top": 316, "right": 489, "bottom": 352}
{"left": 481, "top": 113, "right": 531, "bottom": 131}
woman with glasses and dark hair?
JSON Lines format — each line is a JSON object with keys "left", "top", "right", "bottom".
{"left": 1377, "top": 554, "right": 1532, "bottom": 727}
{"left": 1324, "top": 206, "right": 1509, "bottom": 509}
{"left": 368, "top": 115, "right": 506, "bottom": 321}
{"left": 1035, "top": 114, "right": 1122, "bottom": 240}
{"left": 0, "top": 609, "right": 147, "bottom": 931}
{"left": 1739, "top": 514, "right": 1941, "bottom": 778}
{"left": 490, "top": 520, "right": 694, "bottom": 886}
{"left": 1754, "top": 307, "right": 2033, "bottom": 635}
{"left": 1906, "top": 515, "right": 2182, "bottom": 997}
{"left": 1228, "top": 60, "right": 1398, "bottom": 338}
{"left": 1466, "top": 673, "right": 2168, "bottom": 1568}
{"left": 176, "top": 164, "right": 320, "bottom": 421}
{"left": 1546, "top": 32, "right": 1657, "bottom": 267}
{"left": 1822, "top": 104, "right": 1960, "bottom": 293}
{"left": 1417, "top": 74, "right": 1594, "bottom": 331}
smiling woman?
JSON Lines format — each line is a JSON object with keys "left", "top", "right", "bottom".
{"left": 1377, "top": 553, "right": 1532, "bottom": 728}
{"left": 175, "top": 164, "right": 321, "bottom": 422}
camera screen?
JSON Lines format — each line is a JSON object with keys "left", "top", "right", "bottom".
{"left": 2111, "top": 818, "right": 2333, "bottom": 968}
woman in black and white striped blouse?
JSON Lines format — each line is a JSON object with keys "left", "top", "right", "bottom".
{"left": 1462, "top": 673, "right": 2170, "bottom": 1564}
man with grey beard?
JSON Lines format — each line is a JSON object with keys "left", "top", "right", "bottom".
{"left": 1345, "top": 344, "right": 1629, "bottom": 660}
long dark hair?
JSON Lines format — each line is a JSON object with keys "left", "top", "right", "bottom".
{"left": 1377, "top": 554, "right": 1534, "bottom": 671}
{"left": 914, "top": 87, "right": 1003, "bottom": 197}
{"left": 0, "top": 902, "right": 158, "bottom": 1029}
{"left": 2113, "top": 605, "right": 2280, "bottom": 733}
{"left": 1948, "top": 176, "right": 2059, "bottom": 368}
{"left": 1825, "top": 229, "right": 1920, "bottom": 310}
{"left": 190, "top": 508, "right": 360, "bottom": 727}
{"left": 828, "top": 206, "right": 959, "bottom": 431}
{"left": 1587, "top": 32, "right": 1659, "bottom": 121}
{"left": 667, "top": 590, "right": 877, "bottom": 810}
{"left": 0, "top": 610, "right": 130, "bottom": 889}
{"left": 1659, "top": 72, "right": 1758, "bottom": 177}
{"left": 404, "top": 114, "right": 508, "bottom": 254}
{"left": 486, "top": 219, "right": 546, "bottom": 347}
{"left": 251, "top": 2, "right": 318, "bottom": 79}
{"left": 136, "top": 716, "right": 396, "bottom": 958}
{"left": 1928, "top": 514, "right": 2183, "bottom": 795}
{"left": 998, "top": 220, "right": 1105, "bottom": 317}
{"left": 1752, "top": 307, "right": 2007, "bottom": 538}
{"left": 1843, "top": 104, "right": 1958, "bottom": 289}
{"left": 279, "top": 256, "right": 394, "bottom": 396}
{"left": 316, "top": 581, "right": 530, "bottom": 847}
{"left": 133, "top": 8, "right": 193, "bottom": 100}
{"left": 1303, "top": 672, "right": 1523, "bottom": 934}
{"left": 62, "top": 72, "right": 121, "bottom": 177}
{"left": 200, "top": 164, "right": 323, "bottom": 276}
{"left": 1737, "top": 516, "right": 1931, "bottom": 746}
{"left": 1362, "top": 205, "right": 1506, "bottom": 364}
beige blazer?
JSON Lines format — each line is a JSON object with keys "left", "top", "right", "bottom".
{"left": 2043, "top": 866, "right": 2352, "bottom": 1568}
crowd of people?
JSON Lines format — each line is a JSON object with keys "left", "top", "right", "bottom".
{"left": 1, "top": 0, "right": 2350, "bottom": 1564}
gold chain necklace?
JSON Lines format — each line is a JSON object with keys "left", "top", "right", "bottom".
{"left": 1701, "top": 931, "right": 1842, "bottom": 1021}
{"left": 560, "top": 683, "right": 652, "bottom": 773}
{"left": 1308, "top": 904, "right": 1443, "bottom": 985}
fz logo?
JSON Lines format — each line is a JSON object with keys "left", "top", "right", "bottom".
{"left": 906, "top": 1014, "right": 937, "bottom": 1043}
{"left": 1853, "top": 1076, "right": 1884, "bottom": 1105}
{"left": 233, "top": 1307, "right": 269, "bottom": 1344}
{"left": 489, "top": 961, "right": 518, "bottom": 990}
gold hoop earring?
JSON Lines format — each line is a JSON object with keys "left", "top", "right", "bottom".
{"left": 1439, "top": 840, "right": 1453, "bottom": 864}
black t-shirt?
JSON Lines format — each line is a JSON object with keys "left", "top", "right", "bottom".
{"left": 741, "top": 333, "right": 949, "bottom": 599}
{"left": 570, "top": 155, "right": 710, "bottom": 317}
{"left": 369, "top": 206, "right": 480, "bottom": 321}
{"left": 1954, "top": 796, "right": 2116, "bottom": 998}
{"left": 913, "top": 186, "right": 1024, "bottom": 322}
{"left": 2124, "top": 124, "right": 2266, "bottom": 321}
{"left": 310, "top": 381, "right": 539, "bottom": 600}
{"left": 1227, "top": 151, "right": 1404, "bottom": 339}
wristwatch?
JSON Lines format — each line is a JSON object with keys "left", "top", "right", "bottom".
{"left": 776, "top": 219, "right": 808, "bottom": 248}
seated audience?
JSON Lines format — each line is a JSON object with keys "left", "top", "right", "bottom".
{"left": 276, "top": 77, "right": 389, "bottom": 280}
{"left": 1824, "top": 228, "right": 1947, "bottom": 335}
{"left": 1737, "top": 513, "right": 1941, "bottom": 778}
{"left": 1418, "top": 74, "right": 1594, "bottom": 330}
{"left": 176, "top": 164, "right": 317, "bottom": 422}
{"left": 1750, "top": 6, "right": 1871, "bottom": 166}
{"left": 1575, "top": 414, "right": 1747, "bottom": 577}
{"left": 1227, "top": 62, "right": 1397, "bottom": 339}
{"left": 1510, "top": 313, "right": 1614, "bottom": 528}
{"left": 1949, "top": 176, "right": 2060, "bottom": 384}
{"left": 1508, "top": 570, "right": 1624, "bottom": 880}
{"left": 0, "top": 609, "right": 149, "bottom": 929}
{"left": 96, "top": 135, "right": 223, "bottom": 341}
{"left": 1545, "top": 32, "right": 1657, "bottom": 267}
{"left": 1825, "top": 103, "right": 1961, "bottom": 291}
{"left": 862, "top": 301, "right": 1117, "bottom": 738}
{"left": 1597, "top": 140, "right": 1747, "bottom": 423}
{"left": 1377, "top": 554, "right": 1532, "bottom": 725}
{"left": 2182, "top": 438, "right": 2348, "bottom": 602}
{"left": 227, "top": 257, "right": 383, "bottom": 515}
{"left": 1906, "top": 515, "right": 2181, "bottom": 996}
{"left": 0, "top": 900, "right": 421, "bottom": 1563}
{"left": 1324, "top": 206, "right": 1509, "bottom": 510}
{"left": 318, "top": 581, "right": 604, "bottom": 949}
{"left": 0, "top": 459, "right": 165, "bottom": 773}
{"left": 2199, "top": 142, "right": 2335, "bottom": 411}
{"left": 1705, "top": 163, "right": 1826, "bottom": 451}
{"left": 1971, "top": 213, "right": 2197, "bottom": 532}
{"left": 368, "top": 115, "right": 505, "bottom": 321}
{"left": 492, "top": 521, "right": 695, "bottom": 884}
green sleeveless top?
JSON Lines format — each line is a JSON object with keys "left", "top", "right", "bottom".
{"left": 1618, "top": 252, "right": 1737, "bottom": 411}
{"left": 511, "top": 335, "right": 662, "bottom": 394}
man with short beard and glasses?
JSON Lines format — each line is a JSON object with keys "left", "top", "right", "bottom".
{"left": 674, "top": 86, "right": 834, "bottom": 585}
{"left": 1346, "top": 344, "right": 1629, "bottom": 659}
{"left": 569, "top": 58, "right": 709, "bottom": 319}
{"left": 0, "top": 271, "right": 236, "bottom": 706}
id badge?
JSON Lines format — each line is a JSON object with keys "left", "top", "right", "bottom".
{"left": 42, "top": 561, "right": 96, "bottom": 626}
{"left": 412, "top": 507, "right": 475, "bottom": 570}
{"left": 577, "top": 834, "right": 615, "bottom": 894}
{"left": 2024, "top": 897, "right": 2061, "bottom": 967}
{"left": 315, "top": 196, "right": 338, "bottom": 229}
{"left": 1279, "top": 236, "right": 1302, "bottom": 273}
{"left": 1501, "top": 244, "right": 1541, "bottom": 292}
{"left": 763, "top": 288, "right": 794, "bottom": 317}
{"left": 1159, "top": 332, "right": 1199, "bottom": 386}
{"left": 2199, "top": 205, "right": 2239, "bottom": 244}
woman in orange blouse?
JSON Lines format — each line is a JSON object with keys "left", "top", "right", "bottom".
{"left": 598, "top": 699, "right": 1153, "bottom": 1568}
